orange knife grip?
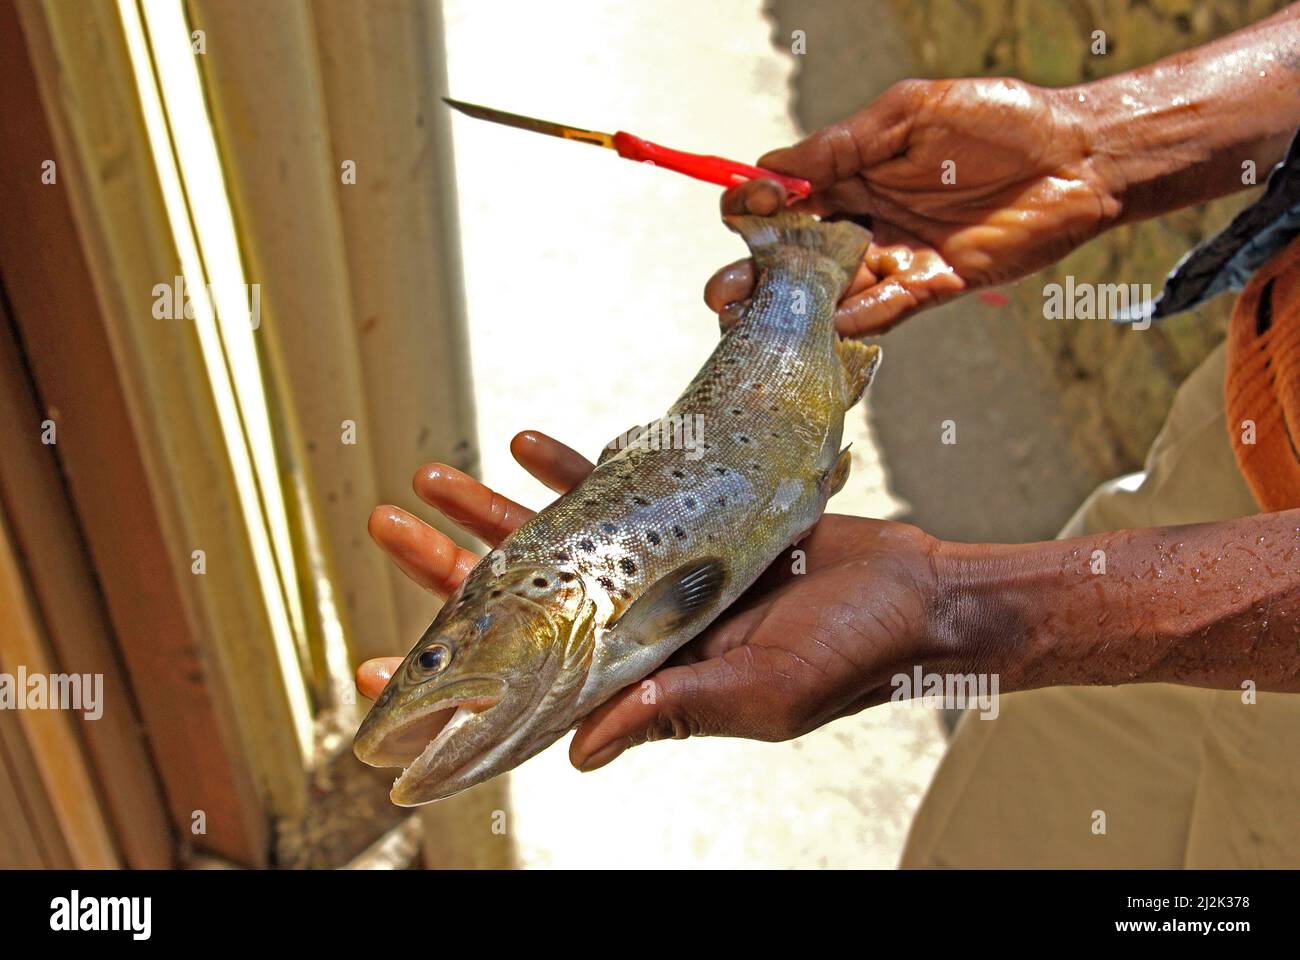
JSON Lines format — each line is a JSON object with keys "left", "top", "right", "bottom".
{"left": 612, "top": 131, "right": 811, "bottom": 201}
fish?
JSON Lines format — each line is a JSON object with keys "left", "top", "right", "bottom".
{"left": 353, "top": 212, "right": 880, "bottom": 804}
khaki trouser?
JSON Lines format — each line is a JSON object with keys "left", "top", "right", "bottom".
{"left": 900, "top": 344, "right": 1300, "bottom": 867}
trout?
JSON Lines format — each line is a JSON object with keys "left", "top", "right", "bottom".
{"left": 354, "top": 212, "right": 880, "bottom": 804}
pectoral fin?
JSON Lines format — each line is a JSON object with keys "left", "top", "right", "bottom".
{"left": 823, "top": 445, "right": 853, "bottom": 498}
{"left": 835, "top": 339, "right": 882, "bottom": 407}
{"left": 611, "top": 557, "right": 729, "bottom": 646}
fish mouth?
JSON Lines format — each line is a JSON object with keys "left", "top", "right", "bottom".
{"left": 354, "top": 677, "right": 507, "bottom": 773}
{"left": 389, "top": 704, "right": 499, "bottom": 805}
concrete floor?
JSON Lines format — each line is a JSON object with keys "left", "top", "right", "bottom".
{"left": 441, "top": 0, "right": 947, "bottom": 867}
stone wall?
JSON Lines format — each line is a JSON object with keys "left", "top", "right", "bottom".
{"left": 887, "top": 0, "right": 1291, "bottom": 473}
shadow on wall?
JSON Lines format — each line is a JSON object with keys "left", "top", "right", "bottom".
{"left": 761, "top": 0, "right": 1278, "bottom": 544}
{"left": 762, "top": 0, "right": 1098, "bottom": 542}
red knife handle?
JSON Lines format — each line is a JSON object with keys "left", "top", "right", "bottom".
{"left": 612, "top": 131, "right": 811, "bottom": 201}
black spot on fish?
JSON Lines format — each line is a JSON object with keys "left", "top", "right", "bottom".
{"left": 713, "top": 466, "right": 726, "bottom": 475}
{"left": 632, "top": 495, "right": 648, "bottom": 506}
{"left": 598, "top": 576, "right": 615, "bottom": 592}
{"left": 558, "top": 571, "right": 576, "bottom": 583}
{"left": 555, "top": 550, "right": 571, "bottom": 562}
{"left": 490, "top": 589, "right": 503, "bottom": 598}
{"left": 738, "top": 435, "right": 750, "bottom": 444}
{"left": 751, "top": 382, "right": 763, "bottom": 390}
{"left": 579, "top": 538, "right": 595, "bottom": 552}
{"left": 716, "top": 496, "right": 726, "bottom": 507}
{"left": 602, "top": 522, "right": 617, "bottom": 534}
{"left": 731, "top": 409, "right": 742, "bottom": 416}
{"left": 532, "top": 577, "right": 548, "bottom": 588}
{"left": 684, "top": 497, "right": 696, "bottom": 509}
{"left": 672, "top": 525, "right": 686, "bottom": 539}
{"left": 647, "top": 531, "right": 661, "bottom": 545}
{"left": 672, "top": 470, "right": 685, "bottom": 479}
{"left": 619, "top": 557, "right": 636, "bottom": 575}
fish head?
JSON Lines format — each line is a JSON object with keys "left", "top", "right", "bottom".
{"left": 353, "top": 562, "right": 597, "bottom": 804}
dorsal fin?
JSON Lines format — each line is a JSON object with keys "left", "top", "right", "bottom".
{"left": 598, "top": 422, "right": 649, "bottom": 465}
{"left": 835, "top": 339, "right": 882, "bottom": 407}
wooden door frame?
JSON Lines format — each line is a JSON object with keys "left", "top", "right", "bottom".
{"left": 0, "top": 0, "right": 269, "bottom": 866}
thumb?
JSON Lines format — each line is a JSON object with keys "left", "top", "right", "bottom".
{"left": 356, "top": 657, "right": 403, "bottom": 702}
{"left": 758, "top": 81, "right": 919, "bottom": 186}
{"left": 568, "top": 647, "right": 805, "bottom": 772}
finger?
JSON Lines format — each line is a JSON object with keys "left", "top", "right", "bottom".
{"left": 834, "top": 261, "right": 966, "bottom": 337}
{"left": 841, "top": 258, "right": 880, "bottom": 300}
{"left": 707, "top": 257, "right": 876, "bottom": 332}
{"left": 703, "top": 258, "right": 756, "bottom": 317}
{"left": 368, "top": 505, "right": 478, "bottom": 598}
{"left": 569, "top": 646, "right": 805, "bottom": 771}
{"left": 356, "top": 657, "right": 403, "bottom": 701}
{"left": 509, "top": 430, "right": 594, "bottom": 495}
{"left": 720, "top": 178, "right": 787, "bottom": 216}
{"left": 413, "top": 462, "right": 535, "bottom": 548}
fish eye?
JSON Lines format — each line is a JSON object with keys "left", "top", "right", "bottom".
{"left": 416, "top": 644, "right": 451, "bottom": 674}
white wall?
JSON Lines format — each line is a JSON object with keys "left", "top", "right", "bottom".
{"left": 443, "top": 0, "right": 938, "bottom": 868}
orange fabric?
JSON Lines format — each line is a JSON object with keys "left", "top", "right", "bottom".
{"left": 1225, "top": 234, "right": 1300, "bottom": 511}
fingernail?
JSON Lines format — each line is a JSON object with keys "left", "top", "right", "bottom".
{"left": 750, "top": 186, "right": 780, "bottom": 216}
{"left": 578, "top": 741, "right": 627, "bottom": 772}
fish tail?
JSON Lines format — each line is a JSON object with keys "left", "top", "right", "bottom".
{"left": 724, "top": 212, "right": 871, "bottom": 286}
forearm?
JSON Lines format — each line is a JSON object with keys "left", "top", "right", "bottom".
{"left": 935, "top": 509, "right": 1300, "bottom": 695}
{"left": 1066, "top": 4, "right": 1300, "bottom": 226}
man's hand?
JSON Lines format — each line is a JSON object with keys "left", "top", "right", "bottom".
{"left": 358, "top": 430, "right": 944, "bottom": 772}
{"left": 360, "top": 432, "right": 1300, "bottom": 773}
{"left": 705, "top": 77, "right": 1120, "bottom": 336}
{"left": 569, "top": 512, "right": 941, "bottom": 771}
{"left": 708, "top": 1, "right": 1300, "bottom": 338}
